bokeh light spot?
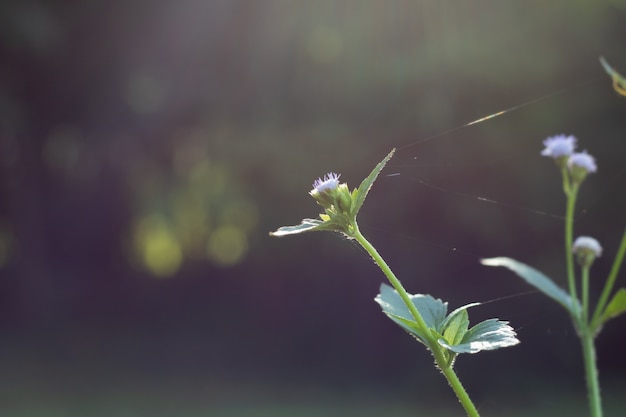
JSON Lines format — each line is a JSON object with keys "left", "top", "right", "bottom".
{"left": 171, "top": 191, "right": 212, "bottom": 259}
{"left": 134, "top": 215, "right": 182, "bottom": 278}
{"left": 206, "top": 226, "right": 248, "bottom": 267}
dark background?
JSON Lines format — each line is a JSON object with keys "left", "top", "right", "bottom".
{"left": 1, "top": 1, "right": 625, "bottom": 416}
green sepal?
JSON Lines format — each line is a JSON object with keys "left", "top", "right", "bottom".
{"left": 351, "top": 149, "right": 395, "bottom": 217}
{"left": 600, "top": 288, "right": 626, "bottom": 324}
{"left": 481, "top": 257, "right": 582, "bottom": 317}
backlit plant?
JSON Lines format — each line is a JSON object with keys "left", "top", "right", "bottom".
{"left": 271, "top": 149, "right": 519, "bottom": 417}
{"left": 270, "top": 57, "right": 626, "bottom": 416}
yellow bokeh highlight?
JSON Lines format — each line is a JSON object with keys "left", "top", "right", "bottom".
{"left": 128, "top": 132, "right": 261, "bottom": 275}
{"left": 170, "top": 191, "right": 212, "bottom": 259}
{"left": 206, "top": 225, "right": 248, "bottom": 267}
{"left": 133, "top": 214, "right": 183, "bottom": 278}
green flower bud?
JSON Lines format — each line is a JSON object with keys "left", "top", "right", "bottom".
{"left": 572, "top": 236, "right": 602, "bottom": 268}
{"left": 335, "top": 183, "right": 352, "bottom": 215}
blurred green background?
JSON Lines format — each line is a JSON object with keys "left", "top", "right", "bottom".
{"left": 1, "top": 1, "right": 626, "bottom": 416}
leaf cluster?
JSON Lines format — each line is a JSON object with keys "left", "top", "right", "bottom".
{"left": 375, "top": 283, "right": 519, "bottom": 364}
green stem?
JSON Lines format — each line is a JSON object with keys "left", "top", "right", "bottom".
{"left": 581, "top": 329, "right": 603, "bottom": 417}
{"left": 591, "top": 226, "right": 626, "bottom": 329}
{"left": 351, "top": 224, "right": 480, "bottom": 417}
{"left": 351, "top": 225, "right": 430, "bottom": 334}
{"left": 562, "top": 173, "right": 603, "bottom": 417}
{"left": 581, "top": 266, "right": 590, "bottom": 325}
{"left": 439, "top": 363, "right": 480, "bottom": 417}
{"left": 565, "top": 183, "right": 580, "bottom": 319}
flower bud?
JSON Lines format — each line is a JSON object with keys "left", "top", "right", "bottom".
{"left": 572, "top": 236, "right": 602, "bottom": 268}
{"left": 310, "top": 172, "right": 340, "bottom": 208}
{"left": 335, "top": 183, "right": 352, "bottom": 214}
{"left": 568, "top": 151, "right": 597, "bottom": 184}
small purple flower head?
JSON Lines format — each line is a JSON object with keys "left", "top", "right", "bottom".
{"left": 572, "top": 236, "right": 602, "bottom": 268}
{"left": 568, "top": 150, "right": 597, "bottom": 185}
{"left": 310, "top": 172, "right": 343, "bottom": 209}
{"left": 541, "top": 134, "right": 577, "bottom": 159}
{"left": 568, "top": 151, "right": 597, "bottom": 174}
{"left": 311, "top": 172, "right": 340, "bottom": 194}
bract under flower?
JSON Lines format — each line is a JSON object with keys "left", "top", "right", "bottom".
{"left": 541, "top": 134, "right": 577, "bottom": 159}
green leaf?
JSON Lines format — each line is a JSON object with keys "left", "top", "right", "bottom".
{"left": 600, "top": 56, "right": 626, "bottom": 97}
{"left": 270, "top": 216, "right": 351, "bottom": 236}
{"left": 440, "top": 302, "right": 481, "bottom": 333}
{"left": 442, "top": 308, "right": 470, "bottom": 346}
{"left": 352, "top": 149, "right": 395, "bottom": 217}
{"left": 438, "top": 302, "right": 481, "bottom": 349}
{"left": 376, "top": 284, "right": 519, "bottom": 355}
{"left": 269, "top": 218, "right": 326, "bottom": 236}
{"left": 440, "top": 318, "right": 520, "bottom": 354}
{"left": 375, "top": 283, "right": 448, "bottom": 329}
{"left": 385, "top": 312, "right": 430, "bottom": 346}
{"left": 375, "top": 283, "right": 447, "bottom": 346}
{"left": 601, "top": 288, "right": 626, "bottom": 323}
{"left": 481, "top": 257, "right": 581, "bottom": 317}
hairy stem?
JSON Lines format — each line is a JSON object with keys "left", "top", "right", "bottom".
{"left": 351, "top": 224, "right": 480, "bottom": 417}
{"left": 581, "top": 330, "right": 603, "bottom": 417}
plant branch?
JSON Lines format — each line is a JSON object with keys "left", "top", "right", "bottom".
{"left": 351, "top": 224, "right": 480, "bottom": 417}
{"left": 592, "top": 226, "right": 626, "bottom": 328}
{"left": 564, "top": 183, "right": 580, "bottom": 319}
{"left": 581, "top": 330, "right": 603, "bottom": 417}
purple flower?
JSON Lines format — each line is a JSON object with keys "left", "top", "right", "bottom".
{"left": 312, "top": 172, "right": 340, "bottom": 194}
{"left": 541, "top": 134, "right": 577, "bottom": 159}
{"left": 568, "top": 151, "right": 597, "bottom": 174}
